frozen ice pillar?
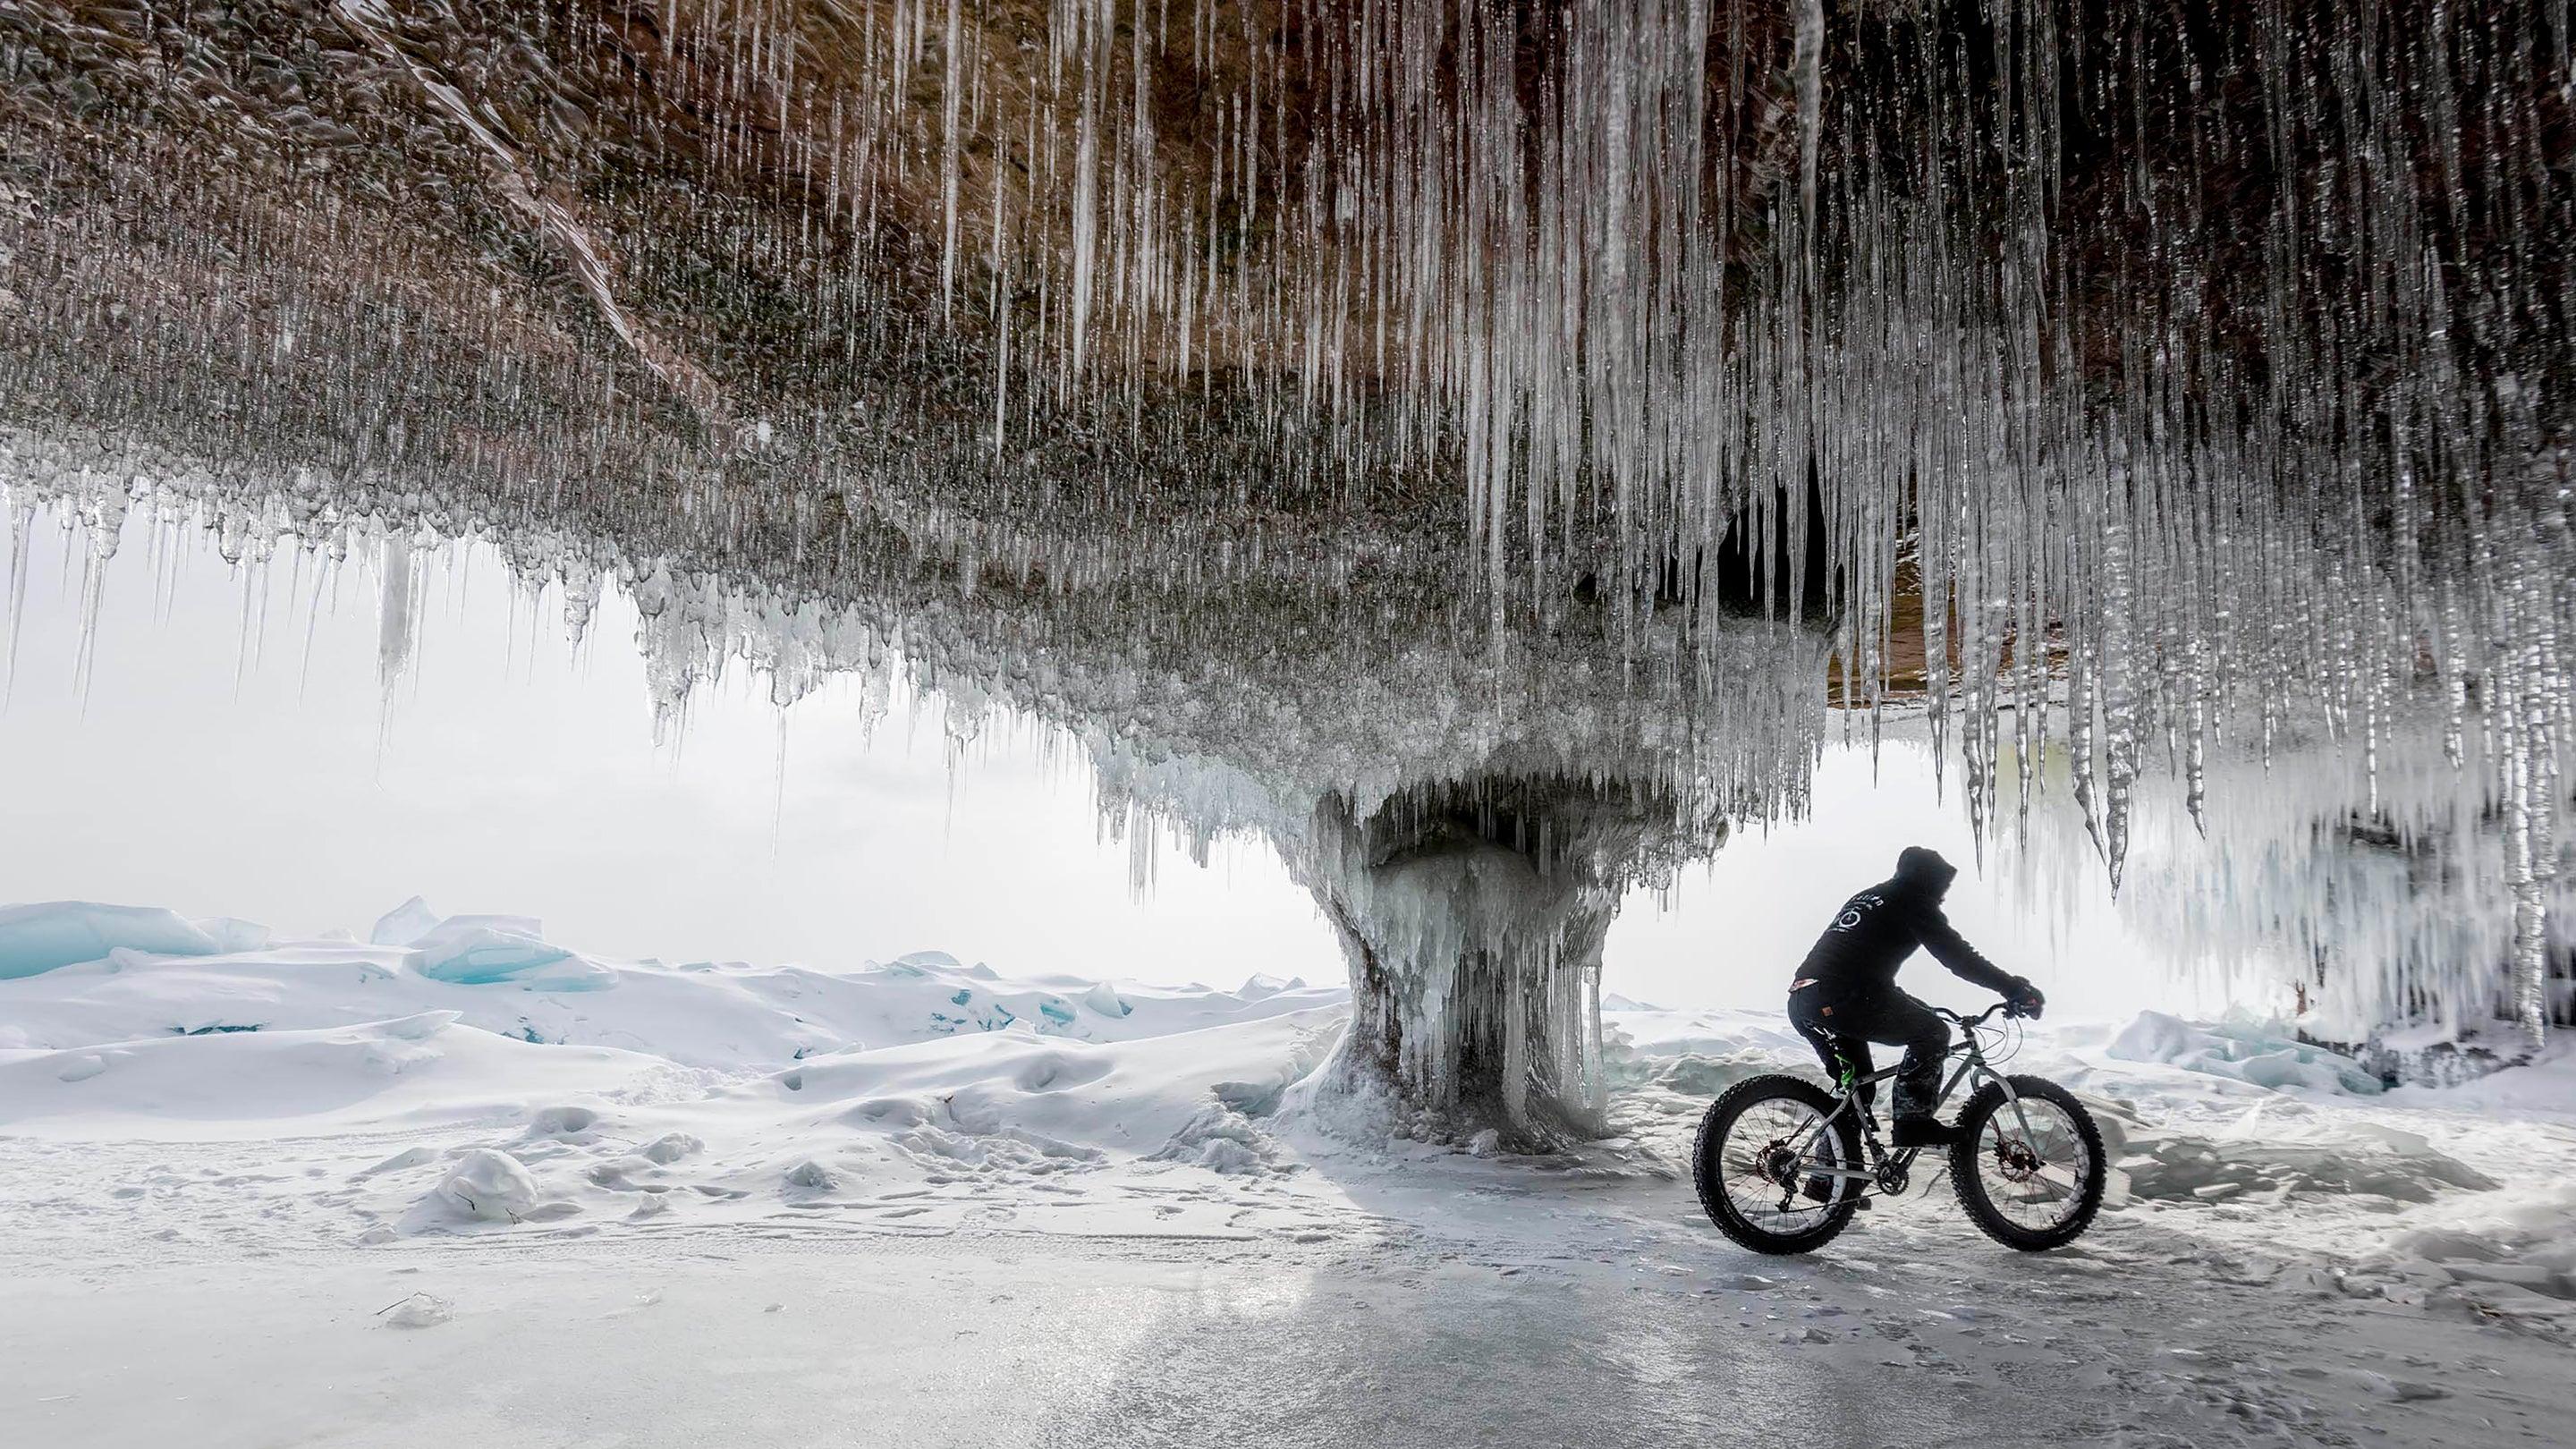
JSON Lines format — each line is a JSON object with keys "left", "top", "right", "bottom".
{"left": 1294, "top": 772, "right": 1701, "bottom": 1149}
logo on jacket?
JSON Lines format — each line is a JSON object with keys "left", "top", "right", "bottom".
{"left": 1828, "top": 892, "right": 1885, "bottom": 933}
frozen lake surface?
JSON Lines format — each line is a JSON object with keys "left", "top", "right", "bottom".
{"left": 4, "top": 902, "right": 2572, "bottom": 1446}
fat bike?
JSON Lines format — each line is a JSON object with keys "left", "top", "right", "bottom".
{"left": 1690, "top": 1002, "right": 2106, "bottom": 1254}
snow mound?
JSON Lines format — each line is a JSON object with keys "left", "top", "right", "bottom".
{"left": 0, "top": 1012, "right": 680, "bottom": 1139}
{"left": 432, "top": 1148, "right": 541, "bottom": 1222}
{"left": 1151, "top": 1103, "right": 1281, "bottom": 1175}
{"left": 784, "top": 1159, "right": 843, "bottom": 1192}
{"left": 379, "top": 1292, "right": 455, "bottom": 1328}
{"left": 2107, "top": 1011, "right": 2383, "bottom": 1095}
{"left": 0, "top": 902, "right": 224, "bottom": 979}
{"left": 639, "top": 1132, "right": 701, "bottom": 1164}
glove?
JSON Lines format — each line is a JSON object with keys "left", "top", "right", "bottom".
{"left": 2004, "top": 978, "right": 2046, "bottom": 1020}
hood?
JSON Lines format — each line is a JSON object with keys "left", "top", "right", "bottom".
{"left": 1894, "top": 845, "right": 1957, "bottom": 898}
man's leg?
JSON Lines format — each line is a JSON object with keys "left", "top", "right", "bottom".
{"left": 1784, "top": 991, "right": 1869, "bottom": 1202}
{"left": 1789, "top": 992, "right": 1877, "bottom": 1105}
{"left": 1835, "top": 990, "right": 1954, "bottom": 1145}
{"left": 1881, "top": 993, "right": 1954, "bottom": 1122}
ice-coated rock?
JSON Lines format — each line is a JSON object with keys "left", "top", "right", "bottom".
{"left": 639, "top": 1132, "right": 702, "bottom": 1165}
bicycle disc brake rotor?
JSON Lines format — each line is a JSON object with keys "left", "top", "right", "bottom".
{"left": 1990, "top": 1136, "right": 2045, "bottom": 1182}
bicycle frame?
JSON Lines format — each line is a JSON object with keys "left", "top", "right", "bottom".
{"left": 1784, "top": 1002, "right": 2041, "bottom": 1190}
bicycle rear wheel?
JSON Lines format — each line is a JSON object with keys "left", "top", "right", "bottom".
{"left": 1691, "top": 1075, "right": 1865, "bottom": 1255}
{"left": 1948, "top": 1075, "right": 2106, "bottom": 1250}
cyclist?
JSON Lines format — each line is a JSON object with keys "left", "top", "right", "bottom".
{"left": 1787, "top": 846, "right": 2046, "bottom": 1148}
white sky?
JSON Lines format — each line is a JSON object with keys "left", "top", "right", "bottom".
{"left": 0, "top": 505, "right": 2199, "bottom": 1016}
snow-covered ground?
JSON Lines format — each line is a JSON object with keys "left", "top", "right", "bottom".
{"left": 4, "top": 900, "right": 2572, "bottom": 1446}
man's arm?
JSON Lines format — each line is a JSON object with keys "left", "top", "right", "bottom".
{"left": 1910, "top": 902, "right": 2018, "bottom": 993}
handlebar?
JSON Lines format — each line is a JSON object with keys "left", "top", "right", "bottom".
{"left": 1934, "top": 1001, "right": 2014, "bottom": 1028}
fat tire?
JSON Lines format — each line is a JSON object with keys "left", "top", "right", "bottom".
{"left": 1948, "top": 1074, "right": 2107, "bottom": 1251}
{"left": 1691, "top": 1074, "right": 1864, "bottom": 1256}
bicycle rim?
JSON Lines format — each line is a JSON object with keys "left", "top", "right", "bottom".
{"left": 1966, "top": 1096, "right": 2094, "bottom": 1235}
{"left": 1718, "top": 1096, "right": 1860, "bottom": 1235}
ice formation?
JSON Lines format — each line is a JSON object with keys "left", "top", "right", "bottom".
{"left": 2, "top": 1, "right": 2573, "bottom": 1124}
{"left": 0, "top": 902, "right": 227, "bottom": 979}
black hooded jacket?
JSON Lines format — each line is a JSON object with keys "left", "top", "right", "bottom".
{"left": 1794, "top": 846, "right": 2016, "bottom": 996}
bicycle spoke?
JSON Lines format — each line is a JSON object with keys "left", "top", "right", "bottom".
{"left": 1718, "top": 1095, "right": 1856, "bottom": 1234}
{"left": 1970, "top": 1098, "right": 2093, "bottom": 1233}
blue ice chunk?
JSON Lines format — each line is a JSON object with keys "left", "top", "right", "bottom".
{"left": 0, "top": 902, "right": 225, "bottom": 979}
{"left": 410, "top": 916, "right": 597, "bottom": 987}
{"left": 191, "top": 917, "right": 273, "bottom": 953}
{"left": 887, "top": 950, "right": 963, "bottom": 978}
{"left": 952, "top": 988, "right": 974, "bottom": 1005}
{"left": 369, "top": 895, "right": 442, "bottom": 947}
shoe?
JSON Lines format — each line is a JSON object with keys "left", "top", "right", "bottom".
{"left": 1891, "top": 1116, "right": 1958, "bottom": 1148}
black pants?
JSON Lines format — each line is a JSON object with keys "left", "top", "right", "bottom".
{"left": 1786, "top": 983, "right": 1953, "bottom": 1120}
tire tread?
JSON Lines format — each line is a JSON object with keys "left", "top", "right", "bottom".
{"left": 1690, "top": 1074, "right": 1863, "bottom": 1256}
{"left": 1946, "top": 1074, "right": 2107, "bottom": 1251}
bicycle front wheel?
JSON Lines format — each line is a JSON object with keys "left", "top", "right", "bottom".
{"left": 1691, "top": 1074, "right": 1866, "bottom": 1255}
{"left": 1948, "top": 1074, "right": 2107, "bottom": 1251}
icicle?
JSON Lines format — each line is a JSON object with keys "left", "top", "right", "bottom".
{"left": 1, "top": 492, "right": 30, "bottom": 708}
